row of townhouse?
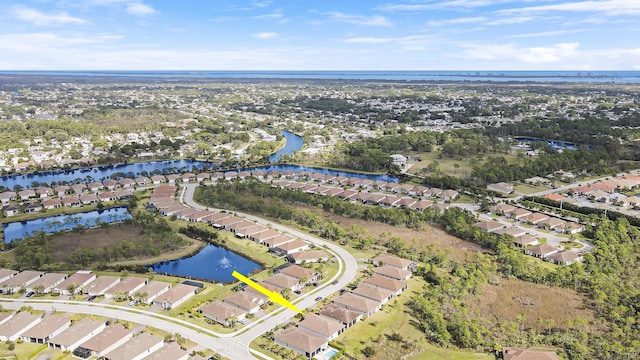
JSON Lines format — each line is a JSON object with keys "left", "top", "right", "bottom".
{"left": 198, "top": 264, "right": 320, "bottom": 327}
{"left": 0, "top": 311, "right": 196, "bottom": 360}
{"left": 273, "top": 253, "right": 413, "bottom": 359}
{"left": 1, "top": 190, "right": 133, "bottom": 217}
{"left": 487, "top": 204, "right": 585, "bottom": 234}
{"left": 149, "top": 185, "right": 330, "bottom": 264}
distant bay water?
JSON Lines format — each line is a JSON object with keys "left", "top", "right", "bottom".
{"left": 1, "top": 70, "right": 640, "bottom": 83}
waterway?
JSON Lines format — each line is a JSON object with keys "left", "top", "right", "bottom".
{"left": 2, "top": 206, "right": 131, "bottom": 243}
{"left": 1, "top": 130, "right": 397, "bottom": 190}
{"left": 149, "top": 243, "right": 262, "bottom": 283}
{"left": 269, "top": 130, "right": 304, "bottom": 162}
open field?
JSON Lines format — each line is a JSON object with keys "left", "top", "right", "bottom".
{"left": 514, "top": 183, "right": 550, "bottom": 194}
{"left": 468, "top": 278, "right": 595, "bottom": 334}
{"left": 407, "top": 149, "right": 520, "bottom": 178}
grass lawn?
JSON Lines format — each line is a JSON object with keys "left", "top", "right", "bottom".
{"left": 0, "top": 342, "right": 47, "bottom": 359}
{"left": 408, "top": 150, "right": 519, "bottom": 179}
{"left": 524, "top": 255, "right": 558, "bottom": 271}
{"left": 514, "top": 183, "right": 550, "bottom": 194}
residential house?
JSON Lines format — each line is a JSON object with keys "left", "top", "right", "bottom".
{"left": 511, "top": 208, "right": 531, "bottom": 221}
{"left": 442, "top": 189, "right": 459, "bottom": 201}
{"left": 351, "top": 284, "right": 394, "bottom": 305}
{"left": 539, "top": 217, "right": 566, "bottom": 230}
{"left": 105, "top": 277, "right": 147, "bottom": 299}
{"left": 525, "top": 244, "right": 560, "bottom": 259}
{"left": 24, "top": 202, "right": 42, "bottom": 213}
{"left": 114, "top": 190, "right": 133, "bottom": 200}
{"left": 277, "top": 265, "right": 319, "bottom": 285}
{"left": 212, "top": 215, "right": 243, "bottom": 229}
{"left": 362, "top": 274, "right": 407, "bottom": 296}
{"left": 521, "top": 213, "right": 550, "bottom": 225}
{"left": 274, "top": 327, "right": 328, "bottom": 359}
{"left": 154, "top": 284, "right": 199, "bottom": 310}
{"left": 373, "top": 265, "right": 412, "bottom": 281}
{"left": 199, "top": 300, "right": 246, "bottom": 327}
{"left": 235, "top": 224, "right": 269, "bottom": 239}
{"left": 548, "top": 251, "right": 583, "bottom": 266}
{"left": 263, "top": 273, "right": 301, "bottom": 292}
{"left": 88, "top": 182, "right": 104, "bottom": 192}
{"left": 0, "top": 191, "right": 16, "bottom": 205}
{"left": 26, "top": 273, "right": 67, "bottom": 294}
{"left": 84, "top": 276, "right": 121, "bottom": 297}
{"left": 224, "top": 292, "right": 263, "bottom": 314}
{"left": 71, "top": 184, "right": 87, "bottom": 194}
{"left": 263, "top": 234, "right": 296, "bottom": 249}
{"left": 319, "top": 303, "right": 362, "bottom": 328}
{"left": 18, "top": 189, "right": 36, "bottom": 201}
{"left": 332, "top": 293, "right": 382, "bottom": 317}
{"left": 20, "top": 314, "right": 71, "bottom": 344}
{"left": 493, "top": 227, "right": 528, "bottom": 238}
{"left": 0, "top": 311, "right": 42, "bottom": 341}
{"left": 475, "top": 220, "right": 503, "bottom": 232}
{"left": 202, "top": 212, "right": 232, "bottom": 226}
{"left": 98, "top": 192, "right": 116, "bottom": 202}
{"left": 61, "top": 197, "right": 81, "bottom": 207}
{"left": 136, "top": 281, "right": 171, "bottom": 305}
{"left": 101, "top": 332, "right": 164, "bottom": 360}
{"left": 0, "top": 270, "right": 43, "bottom": 294}
{"left": 74, "top": 324, "right": 133, "bottom": 359}
{"left": 409, "top": 200, "right": 434, "bottom": 212}
{"left": 43, "top": 198, "right": 62, "bottom": 209}
{"left": 558, "top": 222, "right": 584, "bottom": 234}
{"left": 372, "top": 254, "right": 416, "bottom": 272}
{"left": 513, "top": 235, "right": 540, "bottom": 248}
{"left": 54, "top": 271, "right": 96, "bottom": 295}
{"left": 487, "top": 182, "right": 514, "bottom": 194}
{"left": 489, "top": 203, "right": 516, "bottom": 215}
{"left": 297, "top": 313, "right": 345, "bottom": 341}
{"left": 272, "top": 239, "right": 309, "bottom": 255}
{"left": 79, "top": 194, "right": 98, "bottom": 205}
{"left": 2, "top": 204, "right": 21, "bottom": 217}
{"left": 288, "top": 250, "right": 329, "bottom": 264}
{"left": 250, "top": 228, "right": 280, "bottom": 244}
{"left": 48, "top": 318, "right": 106, "bottom": 351}
{"left": 141, "top": 341, "right": 189, "bottom": 360}
{"left": 0, "top": 269, "right": 18, "bottom": 283}
{"left": 150, "top": 175, "right": 165, "bottom": 185}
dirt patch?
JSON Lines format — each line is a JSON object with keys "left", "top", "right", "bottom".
{"left": 468, "top": 278, "right": 595, "bottom": 333}
{"left": 50, "top": 224, "right": 143, "bottom": 262}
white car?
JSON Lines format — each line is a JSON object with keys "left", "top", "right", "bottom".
{"left": 128, "top": 300, "right": 136, "bottom": 306}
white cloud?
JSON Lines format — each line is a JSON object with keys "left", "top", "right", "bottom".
{"left": 252, "top": 1, "right": 272, "bottom": 8}
{"left": 323, "top": 12, "right": 392, "bottom": 27}
{"left": 508, "top": 29, "right": 586, "bottom": 38}
{"left": 344, "top": 37, "right": 393, "bottom": 43}
{"left": 462, "top": 42, "right": 581, "bottom": 64}
{"left": 253, "top": 32, "right": 278, "bottom": 39}
{"left": 379, "top": 0, "right": 508, "bottom": 11}
{"left": 498, "top": 0, "right": 640, "bottom": 16}
{"left": 12, "top": 5, "right": 86, "bottom": 26}
{"left": 428, "top": 17, "right": 487, "bottom": 27}
{"left": 126, "top": 2, "right": 156, "bottom": 16}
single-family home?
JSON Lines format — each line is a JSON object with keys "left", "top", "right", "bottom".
{"left": 154, "top": 284, "right": 199, "bottom": 310}
{"left": 332, "top": 293, "right": 382, "bottom": 317}
{"left": 351, "top": 284, "right": 394, "bottom": 305}
{"left": 250, "top": 228, "right": 280, "bottom": 243}
{"left": 0, "top": 269, "right": 18, "bottom": 283}
{"left": 2, "top": 204, "right": 21, "bottom": 217}
{"left": 363, "top": 274, "right": 407, "bottom": 296}
{"left": 489, "top": 203, "right": 516, "bottom": 215}
{"left": 135, "top": 281, "right": 171, "bottom": 304}
{"left": 0, "top": 311, "right": 42, "bottom": 341}
{"left": 26, "top": 273, "right": 67, "bottom": 294}
{"left": 43, "top": 198, "right": 62, "bottom": 210}
{"left": 48, "top": 318, "right": 106, "bottom": 351}
{"left": 319, "top": 303, "right": 362, "bottom": 328}
{"left": 0, "top": 270, "right": 43, "bottom": 294}
{"left": 272, "top": 239, "right": 309, "bottom": 255}
{"left": 74, "top": 324, "right": 133, "bottom": 359}
{"left": 525, "top": 244, "right": 560, "bottom": 259}
{"left": 513, "top": 235, "right": 540, "bottom": 247}
{"left": 0, "top": 191, "right": 17, "bottom": 205}
{"left": 373, "top": 265, "right": 412, "bottom": 281}
{"left": 20, "top": 314, "right": 71, "bottom": 344}
{"left": 274, "top": 327, "right": 328, "bottom": 359}
{"left": 263, "top": 234, "right": 296, "bottom": 249}
{"left": 548, "top": 251, "right": 583, "bottom": 266}
{"left": 101, "top": 332, "right": 164, "bottom": 360}
{"left": 511, "top": 208, "right": 531, "bottom": 220}
{"left": 487, "top": 182, "right": 514, "bottom": 194}
{"left": 263, "top": 273, "right": 302, "bottom": 292}
{"left": 475, "top": 220, "right": 503, "bottom": 232}
{"left": 84, "top": 276, "right": 121, "bottom": 296}
{"left": 297, "top": 313, "right": 345, "bottom": 341}
{"left": 372, "top": 254, "right": 416, "bottom": 272}
{"left": 288, "top": 250, "right": 329, "bottom": 264}
{"left": 18, "top": 189, "right": 36, "bottom": 201}
{"left": 199, "top": 300, "right": 246, "bottom": 327}
{"left": 277, "top": 265, "right": 319, "bottom": 285}
{"left": 104, "top": 277, "right": 147, "bottom": 299}
{"left": 224, "top": 292, "right": 263, "bottom": 314}
{"left": 493, "top": 227, "right": 528, "bottom": 238}
{"left": 54, "top": 271, "right": 96, "bottom": 295}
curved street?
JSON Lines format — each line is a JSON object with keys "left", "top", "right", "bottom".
{"left": 2, "top": 182, "right": 359, "bottom": 360}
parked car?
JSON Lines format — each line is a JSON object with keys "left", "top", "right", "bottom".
{"left": 332, "top": 280, "right": 339, "bottom": 285}
{"left": 26, "top": 291, "right": 35, "bottom": 298}
{"left": 128, "top": 300, "right": 136, "bottom": 306}
{"left": 315, "top": 296, "right": 322, "bottom": 301}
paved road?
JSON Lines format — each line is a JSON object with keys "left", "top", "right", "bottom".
{"left": 180, "top": 183, "right": 359, "bottom": 351}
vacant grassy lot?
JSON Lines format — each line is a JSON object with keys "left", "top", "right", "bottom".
{"left": 408, "top": 149, "right": 520, "bottom": 178}
{"left": 468, "top": 278, "right": 595, "bottom": 335}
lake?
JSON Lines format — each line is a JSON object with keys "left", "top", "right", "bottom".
{"left": 2, "top": 206, "right": 131, "bottom": 243}
{"left": 149, "top": 243, "right": 262, "bottom": 283}
{"left": 2, "top": 129, "right": 398, "bottom": 189}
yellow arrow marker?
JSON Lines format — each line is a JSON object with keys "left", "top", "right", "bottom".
{"left": 232, "top": 271, "right": 303, "bottom": 314}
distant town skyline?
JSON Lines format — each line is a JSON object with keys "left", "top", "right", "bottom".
{"left": 0, "top": 0, "right": 639, "bottom": 70}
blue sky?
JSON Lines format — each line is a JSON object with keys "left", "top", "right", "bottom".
{"left": 1, "top": 0, "right": 639, "bottom": 70}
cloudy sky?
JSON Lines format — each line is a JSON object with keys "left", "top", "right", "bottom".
{"left": 1, "top": 0, "right": 639, "bottom": 70}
